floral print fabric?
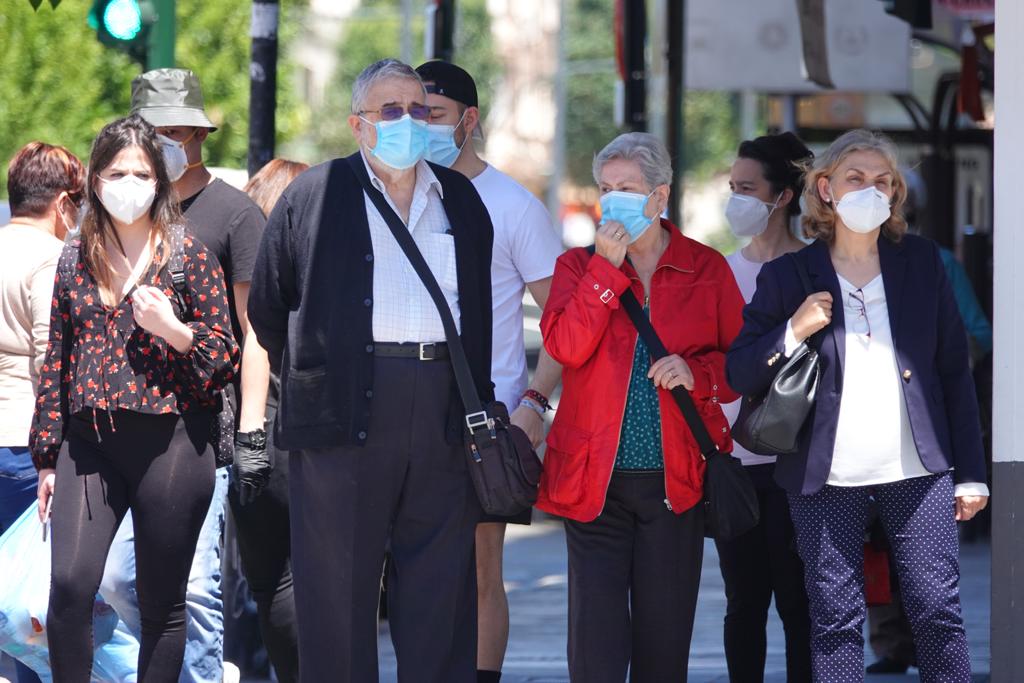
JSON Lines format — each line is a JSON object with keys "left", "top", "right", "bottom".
{"left": 29, "top": 235, "right": 240, "bottom": 470}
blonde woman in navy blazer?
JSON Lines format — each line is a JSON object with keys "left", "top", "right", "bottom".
{"left": 726, "top": 129, "right": 988, "bottom": 683}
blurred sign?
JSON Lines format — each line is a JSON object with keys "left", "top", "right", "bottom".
{"left": 937, "top": 0, "right": 994, "bottom": 18}
{"left": 796, "top": 0, "right": 834, "bottom": 88}
{"left": 686, "top": 0, "right": 911, "bottom": 92}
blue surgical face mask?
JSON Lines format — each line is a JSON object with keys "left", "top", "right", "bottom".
{"left": 424, "top": 112, "right": 467, "bottom": 168}
{"left": 361, "top": 114, "right": 428, "bottom": 170}
{"left": 599, "top": 190, "right": 657, "bottom": 242}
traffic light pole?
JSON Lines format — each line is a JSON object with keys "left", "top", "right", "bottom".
{"left": 147, "top": 0, "right": 175, "bottom": 69}
{"left": 427, "top": 0, "right": 455, "bottom": 62}
{"left": 248, "top": 0, "right": 279, "bottom": 176}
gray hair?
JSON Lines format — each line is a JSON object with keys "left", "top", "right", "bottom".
{"left": 592, "top": 132, "right": 673, "bottom": 189}
{"left": 350, "top": 59, "right": 425, "bottom": 114}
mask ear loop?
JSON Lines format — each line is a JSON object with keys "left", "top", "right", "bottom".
{"left": 765, "top": 190, "right": 785, "bottom": 220}
{"left": 643, "top": 187, "right": 666, "bottom": 222}
{"left": 55, "top": 193, "right": 75, "bottom": 236}
{"left": 449, "top": 109, "right": 471, "bottom": 156}
{"left": 180, "top": 129, "right": 203, "bottom": 170}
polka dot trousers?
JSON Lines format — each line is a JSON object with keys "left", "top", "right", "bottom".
{"left": 787, "top": 472, "right": 971, "bottom": 682}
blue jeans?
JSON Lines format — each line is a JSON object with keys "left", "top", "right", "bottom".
{"left": 0, "top": 446, "right": 44, "bottom": 683}
{"left": 100, "top": 467, "right": 228, "bottom": 683}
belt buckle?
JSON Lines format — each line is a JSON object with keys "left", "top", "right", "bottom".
{"left": 419, "top": 342, "right": 435, "bottom": 361}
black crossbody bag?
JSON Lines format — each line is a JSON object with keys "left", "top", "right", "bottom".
{"left": 347, "top": 156, "right": 542, "bottom": 516}
{"left": 618, "top": 286, "right": 759, "bottom": 541}
{"left": 732, "top": 253, "right": 822, "bottom": 456}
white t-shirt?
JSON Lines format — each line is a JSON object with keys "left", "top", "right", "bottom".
{"left": 472, "top": 165, "right": 563, "bottom": 408}
{"left": 724, "top": 249, "right": 778, "bottom": 466}
{"left": 827, "top": 274, "right": 932, "bottom": 486}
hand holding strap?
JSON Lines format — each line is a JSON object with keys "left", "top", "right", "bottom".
{"left": 618, "top": 288, "right": 720, "bottom": 460}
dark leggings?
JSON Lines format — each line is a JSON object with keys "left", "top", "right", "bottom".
{"left": 48, "top": 410, "right": 215, "bottom": 683}
{"left": 227, "top": 408, "right": 299, "bottom": 683}
{"left": 714, "top": 463, "right": 812, "bottom": 683}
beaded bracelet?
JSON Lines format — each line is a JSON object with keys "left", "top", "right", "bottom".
{"left": 522, "top": 389, "right": 551, "bottom": 413}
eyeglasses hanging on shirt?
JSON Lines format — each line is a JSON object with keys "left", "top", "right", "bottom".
{"left": 847, "top": 289, "right": 872, "bottom": 340}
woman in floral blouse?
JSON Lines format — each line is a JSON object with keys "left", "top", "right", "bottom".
{"left": 29, "top": 115, "right": 239, "bottom": 682}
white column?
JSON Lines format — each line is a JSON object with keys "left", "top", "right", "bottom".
{"left": 992, "top": 2, "right": 1023, "bottom": 470}
{"left": 991, "top": 0, "right": 1024, "bottom": 680}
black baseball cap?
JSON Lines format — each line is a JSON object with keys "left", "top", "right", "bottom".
{"left": 415, "top": 60, "right": 478, "bottom": 108}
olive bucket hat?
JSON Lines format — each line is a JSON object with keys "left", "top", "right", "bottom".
{"left": 130, "top": 68, "right": 218, "bottom": 131}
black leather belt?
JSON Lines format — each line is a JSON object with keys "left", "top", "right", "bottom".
{"left": 373, "top": 341, "right": 450, "bottom": 361}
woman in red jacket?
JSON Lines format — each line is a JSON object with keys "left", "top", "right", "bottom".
{"left": 539, "top": 132, "right": 745, "bottom": 682}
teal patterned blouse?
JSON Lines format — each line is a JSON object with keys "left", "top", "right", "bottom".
{"left": 613, "top": 307, "right": 664, "bottom": 471}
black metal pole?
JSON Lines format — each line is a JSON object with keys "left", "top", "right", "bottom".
{"left": 248, "top": 0, "right": 278, "bottom": 177}
{"left": 429, "top": 0, "right": 455, "bottom": 62}
{"left": 666, "top": 0, "right": 684, "bottom": 226}
{"left": 623, "top": 0, "right": 647, "bottom": 132}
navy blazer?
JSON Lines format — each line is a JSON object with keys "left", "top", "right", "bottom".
{"left": 725, "top": 234, "right": 986, "bottom": 495}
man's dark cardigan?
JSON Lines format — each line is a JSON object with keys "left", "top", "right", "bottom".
{"left": 249, "top": 153, "right": 494, "bottom": 450}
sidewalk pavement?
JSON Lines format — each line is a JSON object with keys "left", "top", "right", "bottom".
{"left": 0, "top": 517, "right": 991, "bottom": 683}
{"left": 377, "top": 520, "right": 991, "bottom": 682}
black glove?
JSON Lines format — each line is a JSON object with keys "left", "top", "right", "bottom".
{"left": 233, "top": 430, "right": 273, "bottom": 505}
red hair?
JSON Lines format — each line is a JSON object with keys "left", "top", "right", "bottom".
{"left": 243, "top": 159, "right": 309, "bottom": 217}
{"left": 7, "top": 142, "right": 86, "bottom": 218}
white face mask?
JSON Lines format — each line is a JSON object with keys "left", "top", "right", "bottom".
{"left": 832, "top": 185, "right": 891, "bottom": 234}
{"left": 725, "top": 192, "right": 782, "bottom": 238}
{"left": 99, "top": 176, "right": 156, "bottom": 225}
{"left": 156, "top": 134, "right": 189, "bottom": 182}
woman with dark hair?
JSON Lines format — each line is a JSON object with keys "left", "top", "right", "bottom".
{"left": 225, "top": 158, "right": 309, "bottom": 683}
{"left": 0, "top": 141, "right": 85, "bottom": 683}
{"left": 30, "top": 114, "right": 239, "bottom": 682}
{"left": 718, "top": 132, "right": 813, "bottom": 682}
{"left": 727, "top": 129, "right": 987, "bottom": 682}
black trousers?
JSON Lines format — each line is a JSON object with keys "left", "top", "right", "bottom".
{"left": 289, "top": 357, "right": 481, "bottom": 683}
{"left": 228, "top": 406, "right": 298, "bottom": 683}
{"left": 48, "top": 410, "right": 215, "bottom": 683}
{"left": 714, "top": 463, "right": 812, "bottom": 683}
{"left": 564, "top": 471, "right": 704, "bottom": 683}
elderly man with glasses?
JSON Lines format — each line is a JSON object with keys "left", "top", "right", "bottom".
{"left": 249, "top": 59, "right": 495, "bottom": 683}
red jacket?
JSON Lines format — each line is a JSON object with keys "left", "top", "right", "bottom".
{"left": 538, "top": 221, "right": 744, "bottom": 522}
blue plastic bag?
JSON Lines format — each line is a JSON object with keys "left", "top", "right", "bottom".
{"left": 0, "top": 504, "right": 138, "bottom": 682}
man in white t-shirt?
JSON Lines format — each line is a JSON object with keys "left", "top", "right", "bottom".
{"left": 416, "top": 60, "right": 563, "bottom": 683}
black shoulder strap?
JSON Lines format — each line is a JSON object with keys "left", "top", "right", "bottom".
{"left": 57, "top": 241, "right": 80, "bottom": 280}
{"left": 584, "top": 246, "right": 719, "bottom": 457}
{"left": 618, "top": 287, "right": 720, "bottom": 460}
{"left": 344, "top": 155, "right": 490, "bottom": 435}
{"left": 167, "top": 224, "right": 189, "bottom": 320}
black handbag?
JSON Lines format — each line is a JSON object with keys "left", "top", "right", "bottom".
{"left": 619, "top": 287, "right": 759, "bottom": 541}
{"left": 732, "top": 253, "right": 822, "bottom": 456}
{"left": 347, "top": 156, "right": 542, "bottom": 517}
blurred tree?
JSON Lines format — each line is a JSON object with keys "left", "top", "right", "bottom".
{"left": 0, "top": 0, "right": 308, "bottom": 198}
{"left": 313, "top": 0, "right": 497, "bottom": 159}
{"left": 564, "top": 0, "right": 619, "bottom": 186}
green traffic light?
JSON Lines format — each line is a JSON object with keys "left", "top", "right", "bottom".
{"left": 102, "top": 0, "right": 143, "bottom": 41}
